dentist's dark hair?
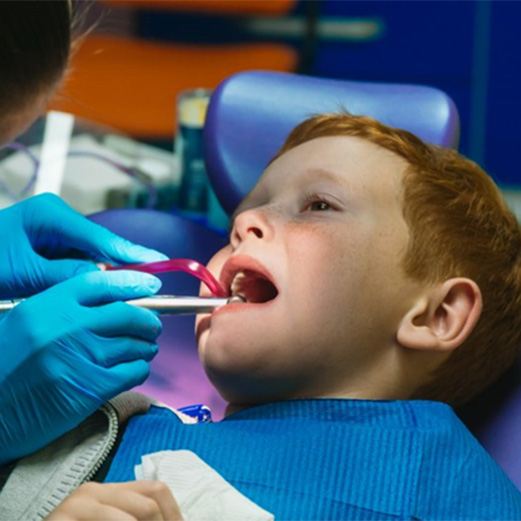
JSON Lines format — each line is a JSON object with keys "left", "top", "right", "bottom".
{"left": 0, "top": 1, "right": 74, "bottom": 114}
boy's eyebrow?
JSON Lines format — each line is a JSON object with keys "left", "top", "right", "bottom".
{"left": 301, "top": 167, "right": 351, "bottom": 187}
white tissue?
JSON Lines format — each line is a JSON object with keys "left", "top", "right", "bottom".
{"left": 134, "top": 450, "right": 275, "bottom": 521}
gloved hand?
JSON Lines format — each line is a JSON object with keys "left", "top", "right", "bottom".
{"left": 0, "top": 192, "right": 167, "bottom": 299}
{"left": 0, "top": 270, "right": 164, "bottom": 465}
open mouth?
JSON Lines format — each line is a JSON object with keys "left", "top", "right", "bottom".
{"left": 228, "top": 269, "right": 279, "bottom": 304}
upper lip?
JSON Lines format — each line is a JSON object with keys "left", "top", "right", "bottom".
{"left": 220, "top": 254, "right": 277, "bottom": 298}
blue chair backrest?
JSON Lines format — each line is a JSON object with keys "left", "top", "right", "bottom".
{"left": 204, "top": 70, "right": 460, "bottom": 214}
{"left": 457, "top": 358, "right": 521, "bottom": 490}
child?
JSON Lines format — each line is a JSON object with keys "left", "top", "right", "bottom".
{"left": 6, "top": 113, "right": 521, "bottom": 520}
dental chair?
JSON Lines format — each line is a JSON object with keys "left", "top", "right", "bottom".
{"left": 458, "top": 358, "right": 521, "bottom": 491}
{"left": 91, "top": 71, "right": 521, "bottom": 491}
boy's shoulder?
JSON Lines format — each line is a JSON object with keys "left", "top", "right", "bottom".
{"left": 403, "top": 400, "right": 521, "bottom": 518}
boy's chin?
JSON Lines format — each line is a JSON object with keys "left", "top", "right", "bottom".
{"left": 198, "top": 335, "right": 265, "bottom": 378}
{"left": 196, "top": 315, "right": 271, "bottom": 365}
{"left": 205, "top": 367, "right": 294, "bottom": 407}
{"left": 199, "top": 340, "right": 304, "bottom": 407}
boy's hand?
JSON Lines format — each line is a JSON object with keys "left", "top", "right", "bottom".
{"left": 45, "top": 480, "right": 183, "bottom": 521}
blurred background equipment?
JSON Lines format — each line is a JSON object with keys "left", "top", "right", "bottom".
{"left": 0, "top": 114, "right": 178, "bottom": 214}
{"left": 176, "top": 89, "right": 212, "bottom": 217}
{"left": 50, "top": 0, "right": 382, "bottom": 142}
{"left": 49, "top": 0, "right": 519, "bottom": 190}
{"left": 51, "top": 0, "right": 300, "bottom": 141}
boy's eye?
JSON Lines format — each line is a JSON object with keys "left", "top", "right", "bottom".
{"left": 307, "top": 200, "right": 331, "bottom": 211}
{"left": 302, "top": 194, "right": 336, "bottom": 212}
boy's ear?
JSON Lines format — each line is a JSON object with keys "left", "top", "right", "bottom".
{"left": 396, "top": 278, "right": 482, "bottom": 353}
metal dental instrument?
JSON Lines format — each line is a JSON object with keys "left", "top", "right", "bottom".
{"left": 0, "top": 295, "right": 244, "bottom": 315}
{"left": 126, "top": 295, "right": 232, "bottom": 314}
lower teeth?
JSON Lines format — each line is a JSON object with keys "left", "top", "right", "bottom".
{"left": 227, "top": 295, "right": 246, "bottom": 304}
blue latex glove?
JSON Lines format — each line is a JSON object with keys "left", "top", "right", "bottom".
{"left": 0, "top": 270, "right": 164, "bottom": 465}
{"left": 0, "top": 193, "right": 168, "bottom": 298}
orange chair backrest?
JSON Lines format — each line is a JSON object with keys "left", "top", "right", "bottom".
{"left": 100, "top": 0, "right": 295, "bottom": 17}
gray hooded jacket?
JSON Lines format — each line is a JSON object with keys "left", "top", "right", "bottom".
{"left": 0, "top": 392, "right": 194, "bottom": 521}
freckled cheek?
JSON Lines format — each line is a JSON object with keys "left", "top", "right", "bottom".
{"left": 284, "top": 224, "right": 358, "bottom": 300}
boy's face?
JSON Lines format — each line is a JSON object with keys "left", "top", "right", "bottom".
{"left": 196, "top": 136, "right": 424, "bottom": 404}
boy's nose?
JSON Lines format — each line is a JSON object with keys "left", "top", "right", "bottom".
{"left": 230, "top": 208, "right": 273, "bottom": 248}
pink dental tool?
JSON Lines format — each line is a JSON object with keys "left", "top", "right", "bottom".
{"left": 104, "top": 258, "right": 227, "bottom": 297}
{"left": 0, "top": 259, "right": 237, "bottom": 317}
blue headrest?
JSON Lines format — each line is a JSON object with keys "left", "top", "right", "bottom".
{"left": 204, "top": 70, "right": 460, "bottom": 214}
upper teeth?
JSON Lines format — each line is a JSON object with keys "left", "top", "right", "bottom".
{"left": 230, "top": 271, "right": 247, "bottom": 297}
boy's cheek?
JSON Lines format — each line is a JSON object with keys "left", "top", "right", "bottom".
{"left": 195, "top": 314, "right": 210, "bottom": 348}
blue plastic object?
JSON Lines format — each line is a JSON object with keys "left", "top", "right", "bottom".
{"left": 178, "top": 403, "right": 212, "bottom": 423}
{"left": 204, "top": 71, "right": 460, "bottom": 214}
{"left": 0, "top": 270, "right": 163, "bottom": 464}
